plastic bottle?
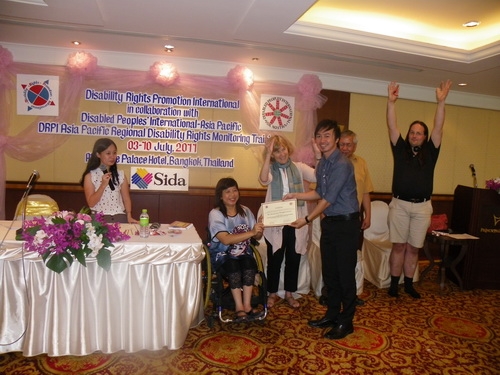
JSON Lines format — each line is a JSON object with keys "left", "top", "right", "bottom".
{"left": 139, "top": 209, "right": 150, "bottom": 238}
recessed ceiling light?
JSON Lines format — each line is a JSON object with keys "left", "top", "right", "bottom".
{"left": 164, "top": 44, "right": 174, "bottom": 52}
{"left": 458, "top": 83, "right": 468, "bottom": 87}
{"left": 71, "top": 41, "right": 81, "bottom": 46}
{"left": 252, "top": 57, "right": 259, "bottom": 61}
{"left": 462, "top": 21, "right": 480, "bottom": 28}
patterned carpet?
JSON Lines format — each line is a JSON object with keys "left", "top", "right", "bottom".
{"left": 1, "top": 268, "right": 500, "bottom": 375}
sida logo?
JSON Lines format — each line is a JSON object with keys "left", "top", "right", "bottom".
{"left": 259, "top": 94, "right": 295, "bottom": 132}
{"left": 131, "top": 168, "right": 154, "bottom": 189}
{"left": 17, "top": 74, "right": 59, "bottom": 116}
{"left": 130, "top": 167, "right": 189, "bottom": 191}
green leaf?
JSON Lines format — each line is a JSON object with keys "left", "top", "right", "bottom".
{"left": 45, "top": 252, "right": 73, "bottom": 274}
{"left": 79, "top": 206, "right": 92, "bottom": 215}
{"left": 96, "top": 248, "right": 111, "bottom": 271}
{"left": 51, "top": 217, "right": 66, "bottom": 224}
{"left": 73, "top": 248, "right": 87, "bottom": 267}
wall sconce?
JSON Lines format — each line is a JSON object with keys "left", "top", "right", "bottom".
{"left": 149, "top": 61, "right": 179, "bottom": 86}
{"left": 227, "top": 65, "right": 254, "bottom": 92}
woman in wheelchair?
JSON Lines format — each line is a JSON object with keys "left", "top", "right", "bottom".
{"left": 208, "top": 178, "right": 265, "bottom": 322}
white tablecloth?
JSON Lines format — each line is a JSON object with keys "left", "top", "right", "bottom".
{"left": 0, "top": 221, "right": 205, "bottom": 357}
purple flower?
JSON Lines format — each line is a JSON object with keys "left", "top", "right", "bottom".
{"left": 21, "top": 209, "right": 130, "bottom": 273}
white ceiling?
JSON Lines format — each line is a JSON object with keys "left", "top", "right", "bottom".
{"left": 1, "top": 0, "right": 500, "bottom": 97}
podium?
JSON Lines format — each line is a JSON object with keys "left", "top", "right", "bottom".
{"left": 451, "top": 185, "right": 500, "bottom": 290}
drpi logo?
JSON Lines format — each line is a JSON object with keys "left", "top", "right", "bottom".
{"left": 21, "top": 79, "right": 55, "bottom": 111}
{"left": 261, "top": 96, "right": 293, "bottom": 130}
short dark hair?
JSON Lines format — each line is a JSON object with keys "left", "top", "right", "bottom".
{"left": 315, "top": 119, "right": 340, "bottom": 140}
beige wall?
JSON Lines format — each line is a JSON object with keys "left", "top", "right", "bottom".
{"left": 350, "top": 93, "right": 500, "bottom": 194}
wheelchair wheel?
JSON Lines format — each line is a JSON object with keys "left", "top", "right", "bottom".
{"left": 201, "top": 245, "right": 212, "bottom": 309}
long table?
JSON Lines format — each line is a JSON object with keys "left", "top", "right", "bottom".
{"left": 0, "top": 221, "right": 205, "bottom": 357}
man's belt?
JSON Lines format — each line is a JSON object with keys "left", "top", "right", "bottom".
{"left": 324, "top": 212, "right": 359, "bottom": 221}
{"left": 394, "top": 196, "right": 430, "bottom": 203}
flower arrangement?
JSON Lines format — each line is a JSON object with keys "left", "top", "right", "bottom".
{"left": 485, "top": 177, "right": 500, "bottom": 192}
{"left": 17, "top": 208, "right": 130, "bottom": 274}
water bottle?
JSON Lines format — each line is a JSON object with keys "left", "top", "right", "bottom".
{"left": 139, "top": 209, "right": 150, "bottom": 238}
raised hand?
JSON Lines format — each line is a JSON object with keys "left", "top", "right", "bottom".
{"left": 436, "top": 79, "right": 452, "bottom": 103}
{"left": 388, "top": 81, "right": 399, "bottom": 102}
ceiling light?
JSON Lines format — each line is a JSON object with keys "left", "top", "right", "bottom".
{"left": 458, "top": 83, "right": 468, "bottom": 87}
{"left": 71, "top": 41, "right": 81, "bottom": 46}
{"left": 164, "top": 44, "right": 174, "bottom": 53}
{"left": 252, "top": 57, "right": 259, "bottom": 61}
{"left": 462, "top": 21, "right": 480, "bottom": 28}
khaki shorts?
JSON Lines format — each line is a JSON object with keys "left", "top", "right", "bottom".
{"left": 388, "top": 198, "right": 432, "bottom": 248}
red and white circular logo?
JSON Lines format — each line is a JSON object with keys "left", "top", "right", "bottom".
{"left": 261, "top": 96, "right": 294, "bottom": 130}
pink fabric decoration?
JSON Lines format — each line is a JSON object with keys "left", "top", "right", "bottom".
{"left": 227, "top": 65, "right": 253, "bottom": 92}
{"left": 149, "top": 61, "right": 179, "bottom": 87}
{"left": 296, "top": 74, "right": 327, "bottom": 111}
{"left": 0, "top": 46, "right": 13, "bottom": 69}
{"left": 66, "top": 51, "right": 98, "bottom": 76}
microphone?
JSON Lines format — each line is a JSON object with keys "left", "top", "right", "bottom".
{"left": 26, "top": 170, "right": 39, "bottom": 191}
{"left": 23, "top": 170, "right": 39, "bottom": 199}
{"left": 99, "top": 164, "right": 108, "bottom": 174}
{"left": 469, "top": 164, "right": 476, "bottom": 176}
{"left": 99, "top": 165, "right": 115, "bottom": 190}
{"left": 469, "top": 164, "right": 477, "bottom": 188}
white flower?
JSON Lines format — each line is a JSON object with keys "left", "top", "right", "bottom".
{"left": 87, "top": 232, "right": 104, "bottom": 256}
{"left": 33, "top": 229, "right": 47, "bottom": 245}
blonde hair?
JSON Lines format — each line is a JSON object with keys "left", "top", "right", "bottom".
{"left": 265, "top": 135, "right": 294, "bottom": 162}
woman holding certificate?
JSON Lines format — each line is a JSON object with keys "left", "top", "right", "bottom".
{"left": 259, "top": 135, "right": 316, "bottom": 309}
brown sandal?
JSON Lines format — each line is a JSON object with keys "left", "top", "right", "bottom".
{"left": 285, "top": 295, "right": 300, "bottom": 308}
{"left": 267, "top": 294, "right": 280, "bottom": 308}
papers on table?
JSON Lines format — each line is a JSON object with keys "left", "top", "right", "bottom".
{"left": 431, "top": 231, "right": 479, "bottom": 240}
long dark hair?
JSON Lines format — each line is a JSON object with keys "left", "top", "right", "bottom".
{"left": 214, "top": 177, "right": 246, "bottom": 218}
{"left": 404, "top": 121, "right": 429, "bottom": 166}
{"left": 79, "top": 138, "right": 119, "bottom": 187}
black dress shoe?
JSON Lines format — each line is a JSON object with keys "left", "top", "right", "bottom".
{"left": 308, "top": 316, "right": 338, "bottom": 328}
{"left": 356, "top": 298, "right": 365, "bottom": 306}
{"left": 324, "top": 323, "right": 354, "bottom": 340}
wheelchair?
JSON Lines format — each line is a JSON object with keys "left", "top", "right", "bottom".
{"left": 201, "top": 240, "right": 268, "bottom": 328}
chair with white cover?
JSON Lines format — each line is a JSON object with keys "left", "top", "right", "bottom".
{"left": 362, "top": 200, "right": 418, "bottom": 288}
{"left": 14, "top": 194, "right": 59, "bottom": 220}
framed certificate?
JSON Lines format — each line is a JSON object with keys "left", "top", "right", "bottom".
{"left": 261, "top": 199, "right": 298, "bottom": 227}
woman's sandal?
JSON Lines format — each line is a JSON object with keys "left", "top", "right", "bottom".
{"left": 234, "top": 310, "right": 248, "bottom": 322}
{"left": 285, "top": 295, "right": 300, "bottom": 309}
{"left": 246, "top": 309, "right": 265, "bottom": 320}
{"left": 267, "top": 294, "right": 280, "bottom": 308}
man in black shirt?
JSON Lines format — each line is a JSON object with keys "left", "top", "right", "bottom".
{"left": 386, "top": 80, "right": 452, "bottom": 299}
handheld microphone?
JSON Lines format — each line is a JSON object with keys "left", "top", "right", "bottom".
{"left": 99, "top": 165, "right": 115, "bottom": 190}
{"left": 99, "top": 164, "right": 108, "bottom": 174}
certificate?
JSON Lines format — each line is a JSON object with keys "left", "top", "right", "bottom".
{"left": 261, "top": 199, "right": 298, "bottom": 227}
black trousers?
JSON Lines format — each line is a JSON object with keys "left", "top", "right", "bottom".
{"left": 320, "top": 217, "right": 360, "bottom": 325}
{"left": 266, "top": 225, "right": 301, "bottom": 293}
